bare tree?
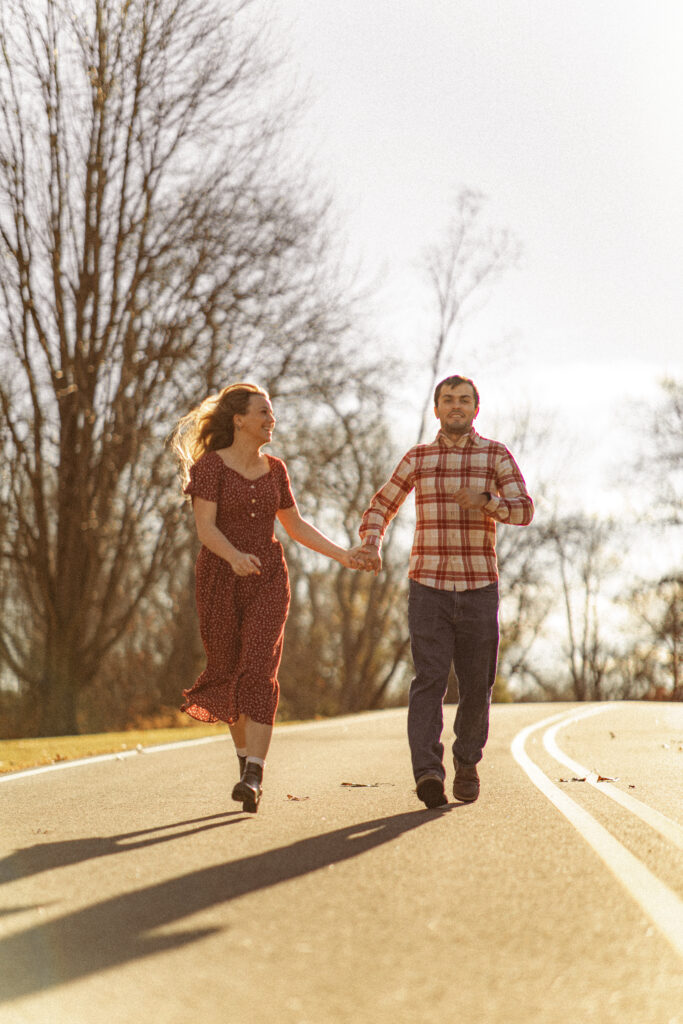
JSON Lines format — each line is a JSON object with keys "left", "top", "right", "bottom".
{"left": 625, "top": 575, "right": 682, "bottom": 699}
{"left": 544, "top": 514, "right": 622, "bottom": 701}
{"left": 608, "top": 377, "right": 683, "bottom": 701}
{"left": 277, "top": 399, "right": 412, "bottom": 717}
{"left": 415, "top": 188, "right": 520, "bottom": 442}
{"left": 638, "top": 378, "right": 683, "bottom": 527}
{"left": 0, "top": 0, "right": 378, "bottom": 734}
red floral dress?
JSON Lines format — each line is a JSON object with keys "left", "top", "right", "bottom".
{"left": 181, "top": 451, "right": 295, "bottom": 726}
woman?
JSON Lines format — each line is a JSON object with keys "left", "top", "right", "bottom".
{"left": 171, "top": 382, "right": 359, "bottom": 812}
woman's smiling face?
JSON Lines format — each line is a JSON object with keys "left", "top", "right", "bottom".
{"left": 236, "top": 394, "right": 276, "bottom": 444}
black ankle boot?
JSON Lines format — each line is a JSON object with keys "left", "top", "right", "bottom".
{"left": 231, "top": 761, "right": 263, "bottom": 813}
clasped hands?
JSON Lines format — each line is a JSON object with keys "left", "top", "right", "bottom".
{"left": 345, "top": 544, "right": 382, "bottom": 574}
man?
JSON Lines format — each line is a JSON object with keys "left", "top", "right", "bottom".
{"left": 353, "top": 375, "right": 533, "bottom": 808}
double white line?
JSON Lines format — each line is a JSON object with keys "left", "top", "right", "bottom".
{"left": 511, "top": 705, "right": 683, "bottom": 958}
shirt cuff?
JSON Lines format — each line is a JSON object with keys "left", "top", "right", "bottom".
{"left": 360, "top": 535, "right": 381, "bottom": 549}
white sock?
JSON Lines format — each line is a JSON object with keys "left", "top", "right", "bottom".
{"left": 235, "top": 747, "right": 247, "bottom": 758}
{"left": 246, "top": 756, "right": 265, "bottom": 768}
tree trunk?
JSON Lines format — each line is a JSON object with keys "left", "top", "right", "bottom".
{"left": 38, "top": 653, "right": 82, "bottom": 736}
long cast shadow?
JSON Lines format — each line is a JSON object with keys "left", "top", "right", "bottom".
{"left": 0, "top": 806, "right": 450, "bottom": 1002}
{"left": 1, "top": 812, "right": 246, "bottom": 885}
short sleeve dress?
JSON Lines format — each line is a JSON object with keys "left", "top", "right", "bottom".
{"left": 181, "top": 450, "right": 296, "bottom": 726}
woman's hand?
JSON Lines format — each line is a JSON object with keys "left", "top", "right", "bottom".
{"left": 347, "top": 545, "right": 382, "bottom": 575}
{"left": 230, "top": 551, "right": 262, "bottom": 576}
{"left": 337, "top": 548, "right": 365, "bottom": 570}
{"left": 276, "top": 505, "right": 377, "bottom": 572}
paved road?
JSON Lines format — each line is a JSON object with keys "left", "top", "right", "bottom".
{"left": 1, "top": 702, "right": 682, "bottom": 1024}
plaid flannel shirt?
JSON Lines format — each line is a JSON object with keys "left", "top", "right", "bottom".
{"left": 359, "top": 428, "right": 534, "bottom": 591}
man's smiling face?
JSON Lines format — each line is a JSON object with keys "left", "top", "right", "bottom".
{"left": 434, "top": 382, "right": 479, "bottom": 437}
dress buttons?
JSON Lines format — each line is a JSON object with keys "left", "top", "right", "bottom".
{"left": 250, "top": 512, "right": 255, "bottom": 518}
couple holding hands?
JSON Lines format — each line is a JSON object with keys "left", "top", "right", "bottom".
{"left": 171, "top": 375, "right": 533, "bottom": 813}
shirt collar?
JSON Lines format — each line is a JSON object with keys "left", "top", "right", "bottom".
{"left": 435, "top": 427, "right": 479, "bottom": 450}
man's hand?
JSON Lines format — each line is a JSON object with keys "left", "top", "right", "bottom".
{"left": 349, "top": 544, "right": 382, "bottom": 575}
{"left": 452, "top": 487, "right": 489, "bottom": 510}
{"left": 338, "top": 548, "right": 366, "bottom": 571}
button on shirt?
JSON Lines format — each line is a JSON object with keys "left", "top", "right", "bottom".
{"left": 359, "top": 428, "right": 534, "bottom": 591}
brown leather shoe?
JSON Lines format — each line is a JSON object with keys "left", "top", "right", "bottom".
{"left": 416, "top": 773, "right": 448, "bottom": 809}
{"left": 452, "top": 761, "right": 480, "bottom": 802}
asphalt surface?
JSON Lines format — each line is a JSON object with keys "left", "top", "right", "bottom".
{"left": 1, "top": 702, "right": 682, "bottom": 1024}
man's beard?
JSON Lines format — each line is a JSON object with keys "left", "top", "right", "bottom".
{"left": 443, "top": 419, "right": 471, "bottom": 437}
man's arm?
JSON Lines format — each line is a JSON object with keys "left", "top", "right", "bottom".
{"left": 484, "top": 445, "right": 534, "bottom": 525}
{"left": 352, "top": 450, "right": 416, "bottom": 572}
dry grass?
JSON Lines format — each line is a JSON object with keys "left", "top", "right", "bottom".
{"left": 0, "top": 723, "right": 227, "bottom": 775}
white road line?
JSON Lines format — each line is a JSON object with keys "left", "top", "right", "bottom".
{"left": 543, "top": 704, "right": 683, "bottom": 849}
{"left": 0, "top": 734, "right": 227, "bottom": 782}
{"left": 511, "top": 711, "right": 683, "bottom": 959}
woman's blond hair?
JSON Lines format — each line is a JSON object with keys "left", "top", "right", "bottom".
{"left": 170, "top": 382, "right": 268, "bottom": 489}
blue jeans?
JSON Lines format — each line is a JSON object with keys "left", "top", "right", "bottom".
{"left": 407, "top": 579, "right": 499, "bottom": 781}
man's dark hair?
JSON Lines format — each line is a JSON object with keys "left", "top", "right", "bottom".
{"left": 433, "top": 375, "right": 479, "bottom": 408}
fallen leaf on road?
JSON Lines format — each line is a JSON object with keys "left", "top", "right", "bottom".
{"left": 340, "top": 781, "right": 394, "bottom": 788}
{"left": 286, "top": 794, "right": 309, "bottom": 801}
{"left": 559, "top": 774, "right": 618, "bottom": 784}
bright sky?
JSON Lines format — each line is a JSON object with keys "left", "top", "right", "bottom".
{"left": 265, "top": 0, "right": 682, "bottom": 495}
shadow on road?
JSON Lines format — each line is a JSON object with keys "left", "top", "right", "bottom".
{"left": 1, "top": 811, "right": 246, "bottom": 885}
{"left": 0, "top": 806, "right": 450, "bottom": 1002}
